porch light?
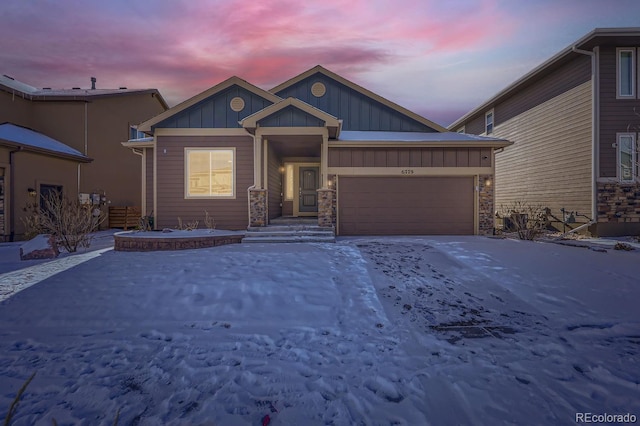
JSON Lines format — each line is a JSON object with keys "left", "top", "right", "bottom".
{"left": 28, "top": 187, "right": 37, "bottom": 197}
{"left": 279, "top": 165, "right": 285, "bottom": 173}
{"left": 484, "top": 178, "right": 492, "bottom": 187}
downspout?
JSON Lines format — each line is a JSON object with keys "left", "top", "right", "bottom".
{"left": 8, "top": 147, "right": 22, "bottom": 242}
{"left": 572, "top": 45, "right": 598, "bottom": 228}
{"left": 79, "top": 101, "right": 88, "bottom": 193}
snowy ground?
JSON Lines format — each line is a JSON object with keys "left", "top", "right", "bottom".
{"left": 0, "top": 237, "right": 638, "bottom": 425}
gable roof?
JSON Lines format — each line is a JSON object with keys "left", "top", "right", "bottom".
{"left": 240, "top": 97, "right": 342, "bottom": 138}
{"left": 0, "top": 74, "right": 167, "bottom": 108}
{"left": 271, "top": 65, "right": 448, "bottom": 133}
{"left": 449, "top": 27, "right": 640, "bottom": 129}
{"left": 0, "top": 123, "right": 92, "bottom": 162}
{"left": 137, "top": 76, "right": 282, "bottom": 133}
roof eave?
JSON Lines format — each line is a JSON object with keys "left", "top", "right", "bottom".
{"left": 0, "top": 141, "right": 92, "bottom": 162}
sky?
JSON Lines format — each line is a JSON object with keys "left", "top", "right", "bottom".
{"left": 2, "top": 0, "right": 640, "bottom": 127}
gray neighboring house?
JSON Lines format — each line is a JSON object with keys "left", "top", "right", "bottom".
{"left": 450, "top": 27, "right": 640, "bottom": 236}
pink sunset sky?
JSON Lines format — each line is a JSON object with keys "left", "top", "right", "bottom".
{"left": 2, "top": 0, "right": 640, "bottom": 126}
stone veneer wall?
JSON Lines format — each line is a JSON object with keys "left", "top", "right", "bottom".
{"left": 249, "top": 189, "right": 268, "bottom": 227}
{"left": 478, "top": 174, "right": 494, "bottom": 234}
{"left": 597, "top": 182, "right": 640, "bottom": 224}
{"left": 317, "top": 188, "right": 336, "bottom": 227}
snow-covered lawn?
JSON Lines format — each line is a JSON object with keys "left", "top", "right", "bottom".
{"left": 0, "top": 237, "right": 638, "bottom": 425}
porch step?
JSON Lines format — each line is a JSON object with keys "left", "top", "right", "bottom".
{"left": 243, "top": 225, "right": 335, "bottom": 243}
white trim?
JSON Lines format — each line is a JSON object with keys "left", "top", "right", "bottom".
{"left": 484, "top": 109, "right": 494, "bottom": 135}
{"left": 457, "top": 126, "right": 465, "bottom": 133}
{"left": 328, "top": 167, "right": 493, "bottom": 176}
{"left": 616, "top": 47, "right": 636, "bottom": 99}
{"left": 184, "top": 147, "right": 236, "bottom": 199}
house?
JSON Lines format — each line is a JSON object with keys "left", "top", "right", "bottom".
{"left": 450, "top": 27, "right": 640, "bottom": 236}
{"left": 126, "top": 66, "right": 511, "bottom": 236}
{"left": 0, "top": 74, "right": 168, "bottom": 241}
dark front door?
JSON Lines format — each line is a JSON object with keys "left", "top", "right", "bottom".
{"left": 299, "top": 166, "right": 319, "bottom": 213}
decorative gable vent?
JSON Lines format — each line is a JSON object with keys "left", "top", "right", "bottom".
{"left": 230, "top": 96, "right": 245, "bottom": 112}
{"left": 311, "top": 82, "right": 326, "bottom": 98}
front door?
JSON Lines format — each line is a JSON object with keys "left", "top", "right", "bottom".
{"left": 298, "top": 166, "right": 319, "bottom": 214}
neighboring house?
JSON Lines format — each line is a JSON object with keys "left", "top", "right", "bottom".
{"left": 0, "top": 74, "right": 168, "bottom": 241}
{"left": 126, "top": 66, "right": 510, "bottom": 236}
{"left": 450, "top": 27, "right": 640, "bottom": 236}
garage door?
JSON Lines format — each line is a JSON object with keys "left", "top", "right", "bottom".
{"left": 338, "top": 176, "right": 474, "bottom": 235}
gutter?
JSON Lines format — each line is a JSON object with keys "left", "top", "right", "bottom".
{"left": 571, "top": 45, "right": 598, "bottom": 227}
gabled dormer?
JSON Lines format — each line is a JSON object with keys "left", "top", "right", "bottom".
{"left": 138, "top": 76, "right": 281, "bottom": 133}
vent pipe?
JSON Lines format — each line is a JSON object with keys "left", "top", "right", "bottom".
{"left": 90, "top": 77, "right": 96, "bottom": 90}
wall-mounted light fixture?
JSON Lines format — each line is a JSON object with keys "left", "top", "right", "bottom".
{"left": 27, "top": 187, "right": 37, "bottom": 197}
{"left": 279, "top": 165, "right": 285, "bottom": 173}
{"left": 484, "top": 178, "right": 492, "bottom": 187}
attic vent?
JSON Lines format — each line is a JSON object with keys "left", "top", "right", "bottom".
{"left": 311, "top": 82, "right": 326, "bottom": 98}
{"left": 43, "top": 87, "right": 51, "bottom": 90}
{"left": 230, "top": 96, "right": 245, "bottom": 112}
{"left": 72, "top": 87, "right": 81, "bottom": 90}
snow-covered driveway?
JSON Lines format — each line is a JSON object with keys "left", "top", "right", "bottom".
{"left": 0, "top": 237, "right": 638, "bottom": 425}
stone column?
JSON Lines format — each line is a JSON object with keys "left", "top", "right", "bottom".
{"left": 248, "top": 188, "right": 268, "bottom": 227}
{"left": 478, "top": 174, "right": 494, "bottom": 234}
{"left": 317, "top": 188, "right": 336, "bottom": 228}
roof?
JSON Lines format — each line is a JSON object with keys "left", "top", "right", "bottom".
{"left": 271, "top": 65, "right": 448, "bottom": 133}
{"left": 240, "top": 97, "right": 342, "bottom": 138}
{"left": 336, "top": 131, "right": 512, "bottom": 148}
{"left": 0, "top": 74, "right": 168, "bottom": 109}
{"left": 137, "top": 76, "right": 282, "bottom": 133}
{"left": 449, "top": 27, "right": 640, "bottom": 129}
{"left": 0, "top": 123, "right": 92, "bottom": 162}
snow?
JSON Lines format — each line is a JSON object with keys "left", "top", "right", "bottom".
{"left": 1, "top": 236, "right": 639, "bottom": 425}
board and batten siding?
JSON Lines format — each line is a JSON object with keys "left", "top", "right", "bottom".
{"left": 328, "top": 147, "right": 492, "bottom": 168}
{"left": 598, "top": 46, "right": 640, "bottom": 178}
{"left": 493, "top": 80, "right": 593, "bottom": 217}
{"left": 155, "top": 135, "right": 254, "bottom": 230}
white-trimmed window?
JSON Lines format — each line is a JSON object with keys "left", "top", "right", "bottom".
{"left": 618, "top": 133, "right": 637, "bottom": 182}
{"left": 129, "top": 125, "right": 146, "bottom": 140}
{"left": 485, "top": 110, "right": 494, "bottom": 134}
{"left": 284, "top": 163, "right": 294, "bottom": 201}
{"left": 185, "top": 148, "right": 235, "bottom": 198}
{"left": 617, "top": 48, "right": 636, "bottom": 98}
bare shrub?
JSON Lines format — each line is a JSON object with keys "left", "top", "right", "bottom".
{"left": 21, "top": 191, "right": 105, "bottom": 252}
{"left": 177, "top": 217, "right": 199, "bottom": 231}
{"left": 498, "top": 201, "right": 548, "bottom": 240}
{"left": 203, "top": 210, "right": 216, "bottom": 230}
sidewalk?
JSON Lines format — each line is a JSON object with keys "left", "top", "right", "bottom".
{"left": 0, "top": 230, "right": 117, "bottom": 275}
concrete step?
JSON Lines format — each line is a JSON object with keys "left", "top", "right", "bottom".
{"left": 242, "top": 235, "right": 336, "bottom": 243}
{"left": 243, "top": 224, "right": 335, "bottom": 243}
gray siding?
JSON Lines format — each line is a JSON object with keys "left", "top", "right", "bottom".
{"left": 154, "top": 85, "right": 273, "bottom": 130}
{"left": 598, "top": 46, "right": 640, "bottom": 177}
{"left": 155, "top": 135, "right": 254, "bottom": 229}
{"left": 258, "top": 106, "right": 325, "bottom": 127}
{"left": 461, "top": 55, "right": 592, "bottom": 135}
{"left": 493, "top": 81, "right": 593, "bottom": 218}
{"left": 267, "top": 143, "right": 282, "bottom": 220}
{"left": 329, "top": 147, "right": 491, "bottom": 168}
{"left": 145, "top": 147, "right": 154, "bottom": 216}
{"left": 275, "top": 73, "right": 437, "bottom": 132}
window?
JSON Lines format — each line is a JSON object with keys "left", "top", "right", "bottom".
{"left": 618, "top": 133, "right": 637, "bottom": 182}
{"left": 185, "top": 148, "right": 235, "bottom": 198}
{"left": 617, "top": 48, "right": 635, "bottom": 98}
{"left": 129, "top": 126, "right": 146, "bottom": 140}
{"left": 284, "top": 163, "right": 294, "bottom": 201}
{"left": 485, "top": 110, "right": 494, "bottom": 134}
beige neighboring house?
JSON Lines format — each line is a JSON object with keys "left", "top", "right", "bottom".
{"left": 125, "top": 65, "right": 511, "bottom": 236}
{"left": 0, "top": 74, "right": 167, "bottom": 241}
{"left": 450, "top": 28, "right": 640, "bottom": 236}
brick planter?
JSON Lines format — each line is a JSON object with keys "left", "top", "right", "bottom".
{"left": 114, "top": 230, "right": 244, "bottom": 252}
